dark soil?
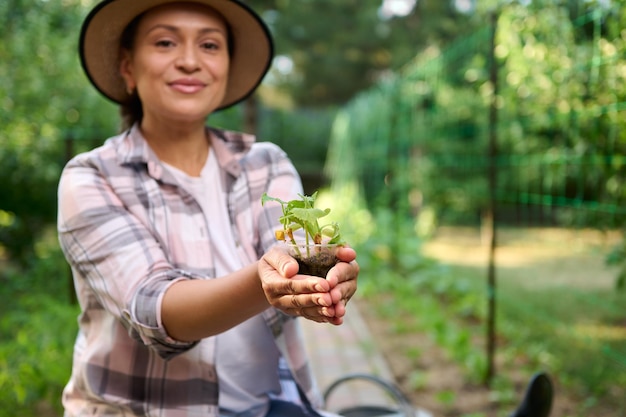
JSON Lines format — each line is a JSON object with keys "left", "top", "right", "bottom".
{"left": 296, "top": 251, "right": 337, "bottom": 278}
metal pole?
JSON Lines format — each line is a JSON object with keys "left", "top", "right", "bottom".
{"left": 485, "top": 10, "right": 499, "bottom": 387}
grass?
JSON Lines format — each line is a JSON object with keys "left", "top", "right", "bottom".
{"left": 357, "top": 225, "right": 626, "bottom": 417}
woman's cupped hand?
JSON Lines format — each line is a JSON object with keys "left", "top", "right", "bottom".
{"left": 258, "top": 245, "right": 359, "bottom": 325}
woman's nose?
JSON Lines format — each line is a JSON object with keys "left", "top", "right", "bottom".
{"left": 175, "top": 44, "right": 200, "bottom": 72}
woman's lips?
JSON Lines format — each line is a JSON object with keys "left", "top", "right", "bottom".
{"left": 169, "top": 79, "right": 206, "bottom": 94}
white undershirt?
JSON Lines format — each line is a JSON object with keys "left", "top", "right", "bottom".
{"left": 163, "top": 151, "right": 281, "bottom": 417}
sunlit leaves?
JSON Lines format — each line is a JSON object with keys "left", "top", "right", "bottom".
{"left": 0, "top": 0, "right": 118, "bottom": 265}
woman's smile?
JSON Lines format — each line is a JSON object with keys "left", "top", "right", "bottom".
{"left": 169, "top": 77, "right": 208, "bottom": 94}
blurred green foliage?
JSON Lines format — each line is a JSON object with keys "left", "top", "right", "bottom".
{"left": 0, "top": 235, "right": 77, "bottom": 417}
{"left": 0, "top": 0, "right": 118, "bottom": 266}
{"left": 321, "top": 1, "right": 626, "bottom": 413}
{"left": 325, "top": 1, "right": 626, "bottom": 287}
{"left": 350, "top": 210, "right": 626, "bottom": 414}
{"left": 249, "top": 0, "right": 476, "bottom": 106}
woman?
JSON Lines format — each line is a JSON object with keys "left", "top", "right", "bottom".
{"left": 58, "top": 1, "right": 359, "bottom": 416}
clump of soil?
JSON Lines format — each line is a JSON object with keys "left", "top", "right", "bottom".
{"left": 295, "top": 251, "right": 337, "bottom": 277}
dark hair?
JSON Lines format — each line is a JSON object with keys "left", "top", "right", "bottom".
{"left": 117, "top": 8, "right": 235, "bottom": 132}
{"left": 119, "top": 14, "right": 144, "bottom": 132}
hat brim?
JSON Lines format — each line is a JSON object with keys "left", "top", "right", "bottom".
{"left": 80, "top": 0, "right": 273, "bottom": 111}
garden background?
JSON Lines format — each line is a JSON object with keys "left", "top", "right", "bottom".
{"left": 1, "top": 1, "right": 625, "bottom": 417}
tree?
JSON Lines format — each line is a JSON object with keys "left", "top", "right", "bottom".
{"left": 0, "top": 0, "right": 118, "bottom": 267}
{"left": 247, "top": 0, "right": 475, "bottom": 107}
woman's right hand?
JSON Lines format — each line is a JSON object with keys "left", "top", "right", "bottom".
{"left": 258, "top": 246, "right": 337, "bottom": 323}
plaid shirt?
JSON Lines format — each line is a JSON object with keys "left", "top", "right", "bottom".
{"left": 58, "top": 124, "right": 323, "bottom": 416}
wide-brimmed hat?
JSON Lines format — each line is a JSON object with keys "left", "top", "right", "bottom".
{"left": 79, "top": 0, "right": 274, "bottom": 110}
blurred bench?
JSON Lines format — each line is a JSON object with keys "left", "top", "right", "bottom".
{"left": 300, "top": 299, "right": 433, "bottom": 417}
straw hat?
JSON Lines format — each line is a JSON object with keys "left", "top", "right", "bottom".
{"left": 79, "top": 0, "right": 274, "bottom": 110}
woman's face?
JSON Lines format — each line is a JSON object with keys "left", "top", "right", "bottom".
{"left": 120, "top": 3, "right": 230, "bottom": 124}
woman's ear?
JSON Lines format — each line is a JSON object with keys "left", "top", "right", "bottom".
{"left": 119, "top": 50, "right": 136, "bottom": 95}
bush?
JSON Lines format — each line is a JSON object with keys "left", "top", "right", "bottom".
{"left": 0, "top": 236, "right": 77, "bottom": 416}
{"left": 0, "top": 295, "right": 77, "bottom": 417}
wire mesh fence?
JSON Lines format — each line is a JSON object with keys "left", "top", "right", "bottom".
{"left": 325, "top": 2, "right": 626, "bottom": 413}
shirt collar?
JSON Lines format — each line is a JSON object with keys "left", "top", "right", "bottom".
{"left": 115, "top": 123, "right": 257, "bottom": 181}
{"left": 208, "top": 127, "right": 256, "bottom": 178}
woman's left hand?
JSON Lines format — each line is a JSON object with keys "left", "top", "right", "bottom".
{"left": 323, "top": 246, "right": 358, "bottom": 325}
{"left": 258, "top": 245, "right": 359, "bottom": 325}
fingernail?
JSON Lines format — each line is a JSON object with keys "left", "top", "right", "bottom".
{"left": 317, "top": 296, "right": 329, "bottom": 307}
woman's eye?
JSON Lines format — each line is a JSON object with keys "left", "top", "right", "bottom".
{"left": 155, "top": 40, "right": 175, "bottom": 48}
{"left": 201, "top": 41, "right": 219, "bottom": 51}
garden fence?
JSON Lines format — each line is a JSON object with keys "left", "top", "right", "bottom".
{"left": 324, "top": 2, "right": 626, "bottom": 410}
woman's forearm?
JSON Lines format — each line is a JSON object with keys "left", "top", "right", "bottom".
{"left": 161, "top": 263, "right": 270, "bottom": 342}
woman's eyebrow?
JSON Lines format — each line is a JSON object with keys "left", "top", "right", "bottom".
{"left": 145, "top": 24, "right": 226, "bottom": 37}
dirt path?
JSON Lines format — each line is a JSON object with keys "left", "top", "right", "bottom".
{"left": 360, "top": 302, "right": 498, "bottom": 417}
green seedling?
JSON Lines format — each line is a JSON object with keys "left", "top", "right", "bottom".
{"left": 261, "top": 191, "right": 343, "bottom": 247}
{"left": 261, "top": 192, "right": 344, "bottom": 277}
